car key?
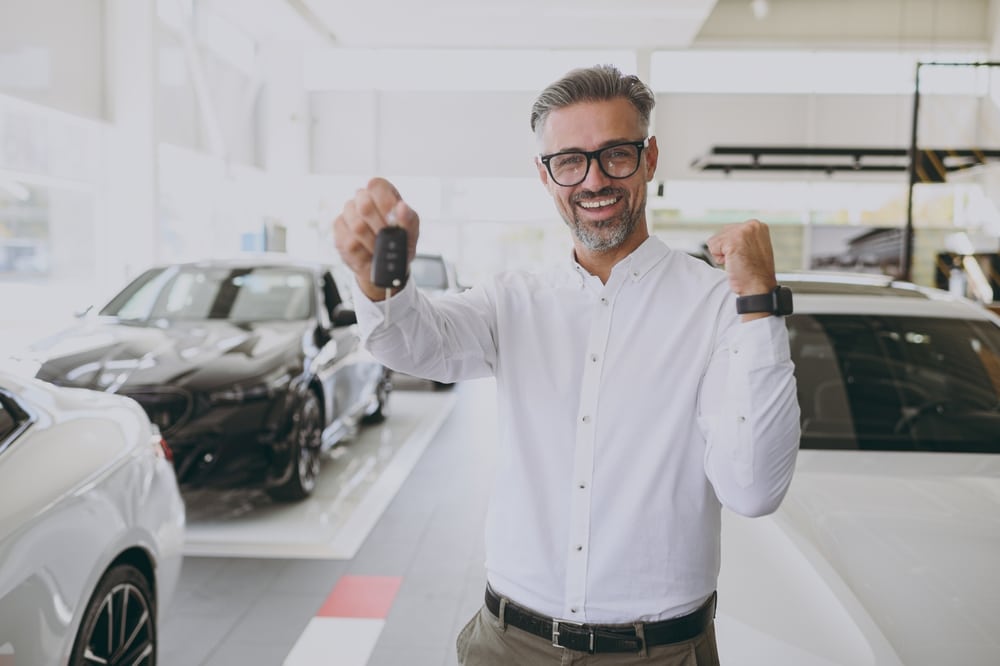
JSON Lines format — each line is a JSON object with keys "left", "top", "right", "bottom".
{"left": 371, "top": 219, "right": 408, "bottom": 289}
{"left": 370, "top": 214, "right": 408, "bottom": 325}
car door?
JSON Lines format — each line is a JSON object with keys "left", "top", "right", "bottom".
{"left": 314, "top": 270, "right": 374, "bottom": 439}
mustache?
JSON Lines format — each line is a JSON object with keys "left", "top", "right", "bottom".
{"left": 572, "top": 187, "right": 626, "bottom": 204}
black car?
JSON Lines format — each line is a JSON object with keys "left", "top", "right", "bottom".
{"left": 23, "top": 256, "right": 392, "bottom": 501}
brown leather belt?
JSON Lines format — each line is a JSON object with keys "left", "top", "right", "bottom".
{"left": 485, "top": 586, "right": 716, "bottom": 654}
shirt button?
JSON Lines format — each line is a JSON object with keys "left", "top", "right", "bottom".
{"left": 600, "top": 297, "right": 608, "bottom": 305}
{"left": 590, "top": 354, "right": 598, "bottom": 363}
{"left": 571, "top": 608, "right": 578, "bottom": 614}
{"left": 581, "top": 415, "right": 591, "bottom": 424}
{"left": 575, "top": 545, "right": 583, "bottom": 551}
{"left": 738, "top": 415, "right": 746, "bottom": 423}
{"left": 732, "top": 347, "right": 740, "bottom": 355}
{"left": 632, "top": 271, "right": 639, "bottom": 278}
{"left": 578, "top": 482, "right": 586, "bottom": 489}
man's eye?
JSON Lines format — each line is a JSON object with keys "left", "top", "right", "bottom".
{"left": 552, "top": 154, "right": 585, "bottom": 169}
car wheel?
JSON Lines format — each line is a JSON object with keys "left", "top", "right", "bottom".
{"left": 69, "top": 563, "right": 157, "bottom": 666}
{"left": 361, "top": 371, "right": 392, "bottom": 425}
{"left": 268, "top": 390, "right": 323, "bottom": 502}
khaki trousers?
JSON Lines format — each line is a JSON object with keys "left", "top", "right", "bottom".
{"left": 456, "top": 605, "right": 721, "bottom": 666}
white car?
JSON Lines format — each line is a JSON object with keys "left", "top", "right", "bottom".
{"left": 410, "top": 253, "right": 464, "bottom": 297}
{"left": 0, "top": 370, "right": 185, "bottom": 665}
{"left": 717, "top": 272, "right": 1000, "bottom": 665}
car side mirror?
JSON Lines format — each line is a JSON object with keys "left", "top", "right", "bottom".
{"left": 332, "top": 306, "right": 357, "bottom": 327}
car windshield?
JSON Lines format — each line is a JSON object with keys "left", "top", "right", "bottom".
{"left": 789, "top": 313, "right": 1000, "bottom": 453}
{"left": 99, "top": 266, "right": 314, "bottom": 322}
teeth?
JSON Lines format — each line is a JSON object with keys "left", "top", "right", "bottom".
{"left": 579, "top": 197, "right": 618, "bottom": 209}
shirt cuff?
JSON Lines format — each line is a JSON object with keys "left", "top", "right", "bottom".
{"left": 350, "top": 277, "right": 419, "bottom": 340}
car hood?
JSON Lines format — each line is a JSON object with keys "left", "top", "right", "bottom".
{"left": 27, "top": 318, "right": 311, "bottom": 391}
{"left": 717, "top": 449, "right": 1000, "bottom": 666}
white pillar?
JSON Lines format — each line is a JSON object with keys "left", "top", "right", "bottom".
{"left": 260, "top": 43, "right": 310, "bottom": 177}
{"left": 100, "top": 0, "right": 157, "bottom": 291}
{"left": 259, "top": 42, "right": 311, "bottom": 253}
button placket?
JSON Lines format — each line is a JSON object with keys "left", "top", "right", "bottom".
{"left": 563, "top": 287, "right": 617, "bottom": 619}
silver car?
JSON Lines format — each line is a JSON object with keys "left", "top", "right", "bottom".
{"left": 717, "top": 272, "right": 1000, "bottom": 665}
{"left": 0, "top": 370, "right": 185, "bottom": 665}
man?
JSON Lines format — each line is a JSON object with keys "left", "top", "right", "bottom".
{"left": 334, "top": 64, "right": 800, "bottom": 665}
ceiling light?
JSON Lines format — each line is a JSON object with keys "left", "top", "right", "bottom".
{"left": 751, "top": 0, "right": 770, "bottom": 20}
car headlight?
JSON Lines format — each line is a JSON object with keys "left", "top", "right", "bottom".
{"left": 208, "top": 369, "right": 292, "bottom": 404}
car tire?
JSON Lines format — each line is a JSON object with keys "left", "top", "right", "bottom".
{"left": 268, "top": 390, "right": 323, "bottom": 502}
{"left": 361, "top": 371, "right": 392, "bottom": 425}
{"left": 69, "top": 563, "right": 157, "bottom": 666}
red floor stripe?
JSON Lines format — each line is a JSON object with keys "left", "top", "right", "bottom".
{"left": 317, "top": 575, "right": 403, "bottom": 619}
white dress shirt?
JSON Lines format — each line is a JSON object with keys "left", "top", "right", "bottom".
{"left": 353, "top": 236, "right": 800, "bottom": 624}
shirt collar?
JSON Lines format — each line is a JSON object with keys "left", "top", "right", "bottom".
{"left": 565, "top": 235, "right": 670, "bottom": 288}
{"left": 616, "top": 236, "right": 669, "bottom": 283}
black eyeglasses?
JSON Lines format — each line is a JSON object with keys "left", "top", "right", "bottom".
{"left": 538, "top": 138, "right": 650, "bottom": 187}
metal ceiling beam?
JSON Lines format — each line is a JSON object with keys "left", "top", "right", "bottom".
{"left": 691, "top": 146, "right": 1000, "bottom": 180}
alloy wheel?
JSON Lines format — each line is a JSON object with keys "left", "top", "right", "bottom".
{"left": 71, "top": 565, "right": 157, "bottom": 666}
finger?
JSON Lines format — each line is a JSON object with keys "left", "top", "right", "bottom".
{"left": 391, "top": 200, "right": 421, "bottom": 260}
{"left": 339, "top": 199, "right": 378, "bottom": 257}
{"left": 705, "top": 231, "right": 731, "bottom": 265}
{"left": 354, "top": 188, "right": 391, "bottom": 234}
{"left": 367, "top": 176, "right": 401, "bottom": 201}
{"left": 333, "top": 215, "right": 369, "bottom": 276}
{"left": 367, "top": 178, "right": 403, "bottom": 222}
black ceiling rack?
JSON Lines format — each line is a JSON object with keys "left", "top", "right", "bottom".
{"left": 690, "top": 146, "right": 1000, "bottom": 182}
{"left": 687, "top": 60, "right": 1000, "bottom": 281}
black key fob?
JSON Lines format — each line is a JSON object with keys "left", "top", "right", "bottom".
{"left": 371, "top": 226, "right": 409, "bottom": 288}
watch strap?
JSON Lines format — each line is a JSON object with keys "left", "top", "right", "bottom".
{"left": 735, "top": 291, "right": 775, "bottom": 314}
{"left": 736, "top": 285, "right": 793, "bottom": 316}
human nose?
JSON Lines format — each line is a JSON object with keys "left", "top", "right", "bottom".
{"left": 578, "top": 154, "right": 611, "bottom": 190}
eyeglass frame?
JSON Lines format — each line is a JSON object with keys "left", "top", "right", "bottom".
{"left": 537, "top": 138, "right": 651, "bottom": 187}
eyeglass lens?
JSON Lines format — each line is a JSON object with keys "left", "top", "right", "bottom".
{"left": 548, "top": 143, "right": 643, "bottom": 186}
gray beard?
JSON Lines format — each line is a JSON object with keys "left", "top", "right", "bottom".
{"left": 568, "top": 190, "right": 644, "bottom": 252}
{"left": 573, "top": 214, "right": 634, "bottom": 252}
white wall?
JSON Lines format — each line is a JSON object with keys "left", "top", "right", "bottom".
{"left": 311, "top": 90, "right": 538, "bottom": 178}
{"left": 0, "top": 0, "right": 105, "bottom": 119}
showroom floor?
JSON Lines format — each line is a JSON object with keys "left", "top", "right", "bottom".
{"left": 159, "top": 376, "right": 498, "bottom": 666}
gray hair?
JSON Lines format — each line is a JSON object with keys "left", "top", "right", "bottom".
{"left": 529, "top": 64, "right": 655, "bottom": 137}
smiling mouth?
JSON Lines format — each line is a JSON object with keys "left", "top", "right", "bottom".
{"left": 577, "top": 196, "right": 621, "bottom": 210}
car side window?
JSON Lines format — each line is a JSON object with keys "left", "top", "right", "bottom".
{"left": 788, "top": 315, "right": 858, "bottom": 449}
{"left": 0, "top": 399, "right": 15, "bottom": 439}
{"left": 791, "top": 313, "right": 1000, "bottom": 453}
{"left": 0, "top": 392, "right": 29, "bottom": 455}
{"left": 321, "top": 272, "right": 343, "bottom": 321}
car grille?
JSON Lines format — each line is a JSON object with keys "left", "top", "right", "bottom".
{"left": 125, "top": 388, "right": 192, "bottom": 435}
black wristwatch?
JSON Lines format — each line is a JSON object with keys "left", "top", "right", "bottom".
{"left": 736, "top": 285, "right": 793, "bottom": 316}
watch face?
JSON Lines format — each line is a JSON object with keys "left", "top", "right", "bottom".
{"left": 776, "top": 286, "right": 794, "bottom": 315}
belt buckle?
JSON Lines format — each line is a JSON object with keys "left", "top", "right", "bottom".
{"left": 551, "top": 619, "right": 594, "bottom": 653}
